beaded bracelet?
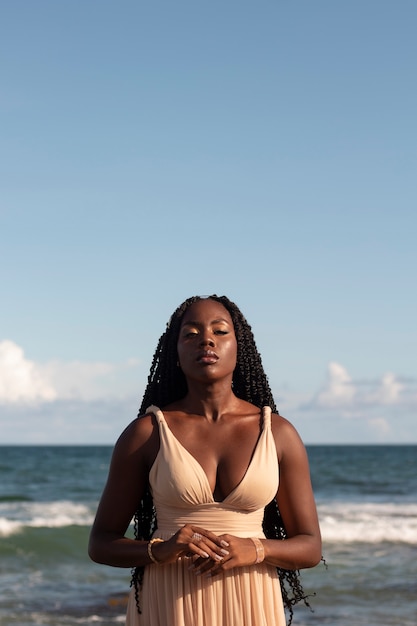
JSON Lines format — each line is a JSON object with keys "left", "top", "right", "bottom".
{"left": 250, "top": 537, "right": 265, "bottom": 564}
{"left": 147, "top": 537, "right": 164, "bottom": 564}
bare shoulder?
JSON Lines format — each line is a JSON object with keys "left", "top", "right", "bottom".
{"left": 89, "top": 412, "right": 160, "bottom": 539}
{"left": 270, "top": 412, "right": 308, "bottom": 463}
{"left": 112, "top": 411, "right": 160, "bottom": 469}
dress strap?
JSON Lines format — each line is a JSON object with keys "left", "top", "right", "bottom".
{"left": 145, "top": 404, "right": 164, "bottom": 423}
{"left": 262, "top": 406, "right": 272, "bottom": 428}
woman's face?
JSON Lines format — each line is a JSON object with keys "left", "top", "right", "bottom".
{"left": 177, "top": 299, "right": 237, "bottom": 384}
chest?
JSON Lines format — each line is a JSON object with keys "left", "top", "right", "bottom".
{"left": 163, "top": 416, "right": 262, "bottom": 500}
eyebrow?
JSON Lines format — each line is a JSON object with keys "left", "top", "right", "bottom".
{"left": 182, "top": 318, "right": 231, "bottom": 326}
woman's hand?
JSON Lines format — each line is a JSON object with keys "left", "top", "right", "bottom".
{"left": 151, "top": 524, "right": 230, "bottom": 565}
{"left": 187, "top": 534, "right": 259, "bottom": 576}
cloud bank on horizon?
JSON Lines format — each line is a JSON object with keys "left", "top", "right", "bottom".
{"left": 0, "top": 340, "right": 415, "bottom": 445}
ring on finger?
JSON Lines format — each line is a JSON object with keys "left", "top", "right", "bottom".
{"left": 191, "top": 532, "right": 203, "bottom": 542}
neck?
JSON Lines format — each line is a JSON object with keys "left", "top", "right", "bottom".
{"left": 179, "top": 380, "right": 239, "bottom": 421}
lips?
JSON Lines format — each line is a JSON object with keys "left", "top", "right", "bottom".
{"left": 197, "top": 350, "right": 219, "bottom": 364}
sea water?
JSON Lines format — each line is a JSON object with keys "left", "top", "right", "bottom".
{"left": 0, "top": 445, "right": 416, "bottom": 626}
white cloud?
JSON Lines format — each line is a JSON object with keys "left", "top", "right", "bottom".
{"left": 306, "top": 361, "right": 416, "bottom": 412}
{"left": 370, "top": 372, "right": 403, "bottom": 405}
{"left": 0, "top": 340, "right": 142, "bottom": 405}
{"left": 0, "top": 340, "right": 57, "bottom": 403}
{"left": 274, "top": 362, "right": 417, "bottom": 444}
{"left": 314, "top": 362, "right": 356, "bottom": 408}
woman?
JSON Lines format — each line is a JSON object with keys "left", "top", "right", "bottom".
{"left": 89, "top": 295, "right": 321, "bottom": 626}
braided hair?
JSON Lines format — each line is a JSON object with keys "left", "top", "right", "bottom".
{"left": 131, "top": 295, "right": 312, "bottom": 625}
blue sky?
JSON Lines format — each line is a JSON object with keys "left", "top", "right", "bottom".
{"left": 1, "top": 1, "right": 416, "bottom": 444}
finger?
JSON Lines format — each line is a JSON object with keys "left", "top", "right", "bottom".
{"left": 187, "top": 535, "right": 211, "bottom": 559}
{"left": 191, "top": 526, "right": 228, "bottom": 548}
{"left": 189, "top": 528, "right": 229, "bottom": 558}
{"left": 190, "top": 557, "right": 223, "bottom": 576}
{"left": 189, "top": 536, "right": 229, "bottom": 562}
{"left": 202, "top": 558, "right": 228, "bottom": 578}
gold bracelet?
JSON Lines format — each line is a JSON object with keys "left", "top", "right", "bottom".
{"left": 147, "top": 537, "right": 164, "bottom": 564}
{"left": 250, "top": 537, "right": 265, "bottom": 564}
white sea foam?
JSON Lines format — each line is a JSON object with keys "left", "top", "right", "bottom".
{"left": 318, "top": 501, "right": 417, "bottom": 544}
{"left": 0, "top": 518, "right": 23, "bottom": 536}
{"left": 1, "top": 499, "right": 416, "bottom": 544}
{"left": 0, "top": 500, "right": 94, "bottom": 537}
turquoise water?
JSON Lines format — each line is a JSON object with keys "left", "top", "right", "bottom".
{"left": 0, "top": 445, "right": 416, "bottom": 625}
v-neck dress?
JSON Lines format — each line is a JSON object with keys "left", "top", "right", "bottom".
{"left": 126, "top": 405, "right": 285, "bottom": 626}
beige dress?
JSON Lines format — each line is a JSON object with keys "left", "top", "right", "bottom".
{"left": 126, "top": 405, "right": 285, "bottom": 626}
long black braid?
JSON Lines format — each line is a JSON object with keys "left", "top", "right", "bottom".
{"left": 131, "top": 295, "right": 313, "bottom": 625}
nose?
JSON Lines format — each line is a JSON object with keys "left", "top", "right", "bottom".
{"left": 199, "top": 331, "right": 215, "bottom": 346}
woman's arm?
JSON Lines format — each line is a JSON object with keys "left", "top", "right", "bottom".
{"left": 88, "top": 414, "right": 158, "bottom": 568}
{"left": 262, "top": 414, "right": 322, "bottom": 569}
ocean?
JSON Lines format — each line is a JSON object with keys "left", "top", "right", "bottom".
{"left": 0, "top": 444, "right": 416, "bottom": 626}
